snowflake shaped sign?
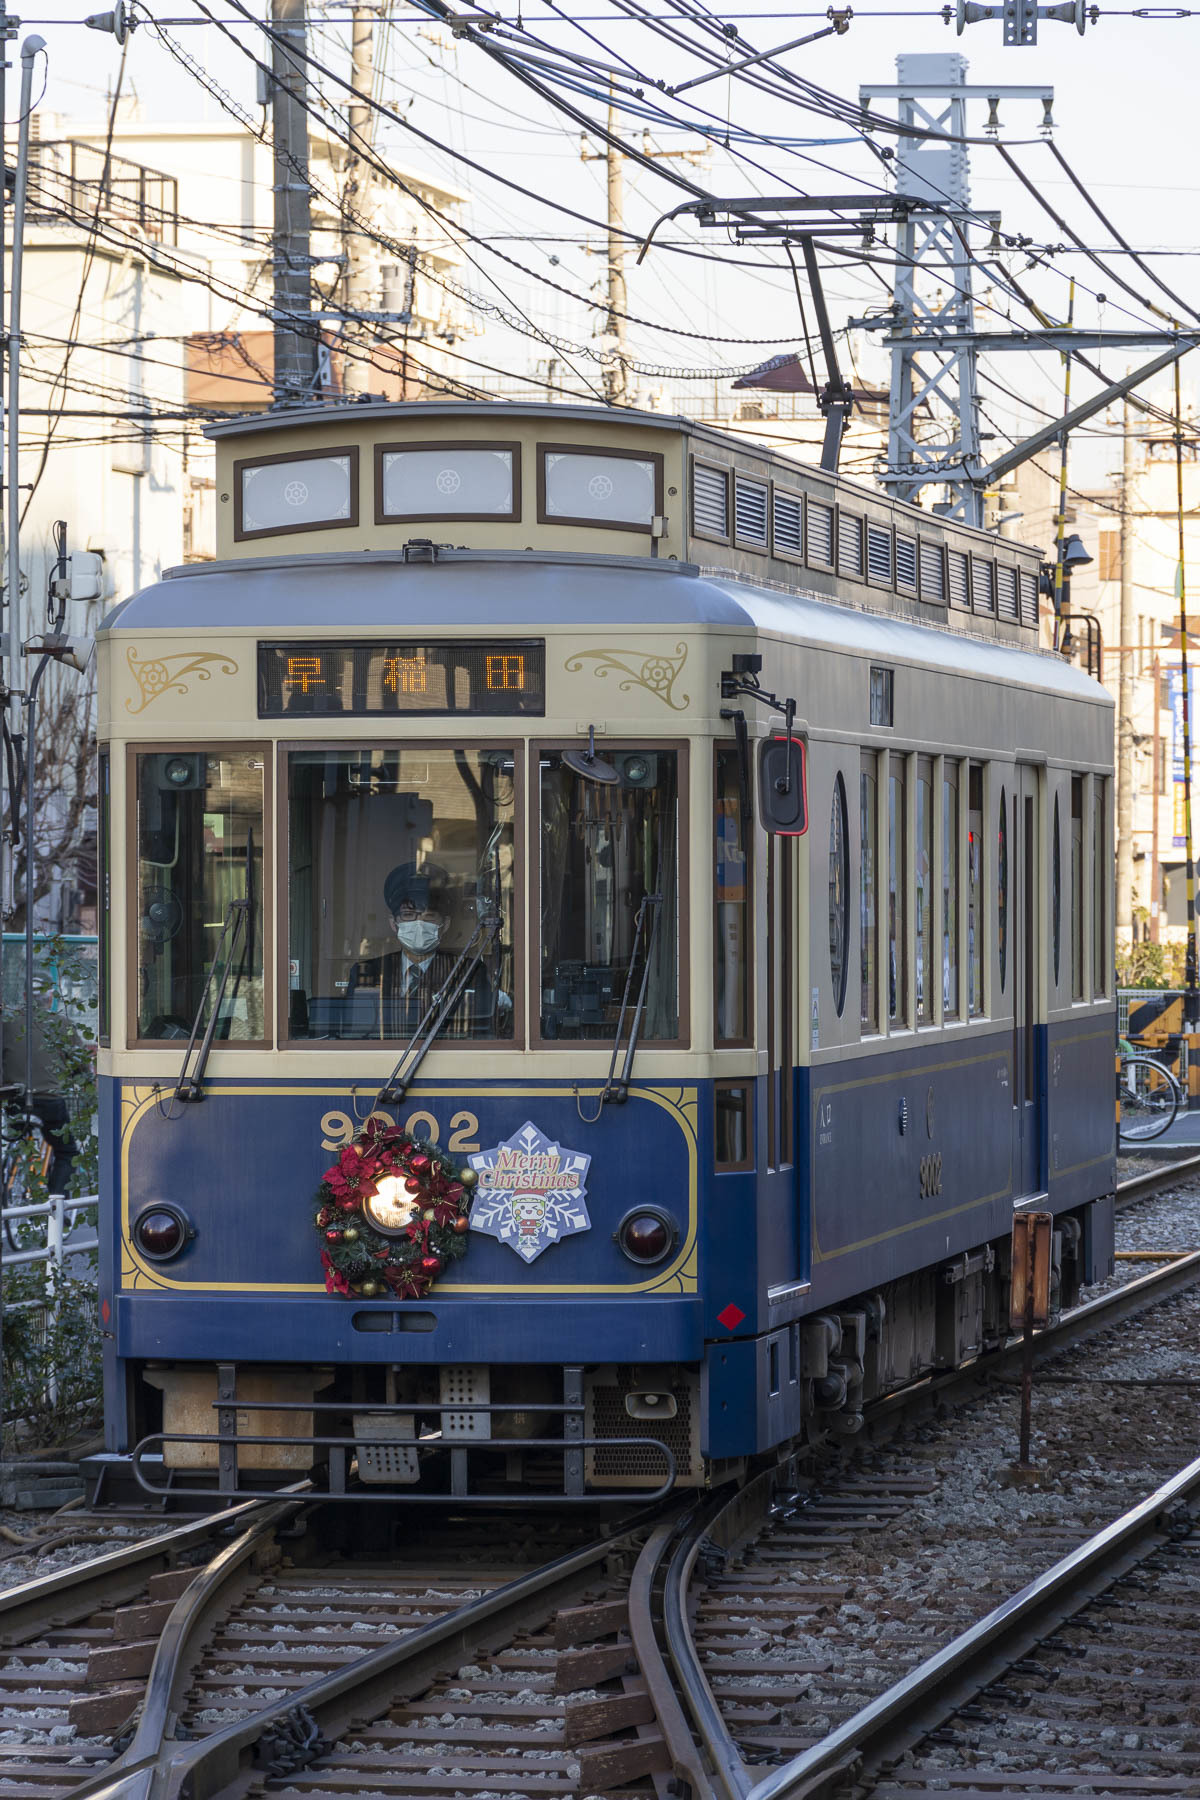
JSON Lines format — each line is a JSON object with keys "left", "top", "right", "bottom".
{"left": 467, "top": 1122, "right": 592, "bottom": 1263}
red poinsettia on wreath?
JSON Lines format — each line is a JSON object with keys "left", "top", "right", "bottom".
{"left": 313, "top": 1117, "right": 477, "bottom": 1300}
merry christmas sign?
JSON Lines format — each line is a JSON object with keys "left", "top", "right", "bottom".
{"left": 467, "top": 1122, "right": 592, "bottom": 1263}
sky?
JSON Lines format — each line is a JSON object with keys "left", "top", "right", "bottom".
{"left": 16, "top": 0, "right": 1200, "bottom": 490}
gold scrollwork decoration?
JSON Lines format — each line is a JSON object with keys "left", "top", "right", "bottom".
{"left": 125, "top": 646, "right": 239, "bottom": 715}
{"left": 565, "top": 641, "right": 689, "bottom": 711}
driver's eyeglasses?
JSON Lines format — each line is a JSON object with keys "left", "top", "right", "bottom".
{"left": 394, "top": 903, "right": 441, "bottom": 922}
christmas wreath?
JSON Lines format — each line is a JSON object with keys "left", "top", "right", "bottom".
{"left": 314, "top": 1117, "right": 477, "bottom": 1300}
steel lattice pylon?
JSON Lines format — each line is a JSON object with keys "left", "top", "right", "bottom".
{"left": 863, "top": 54, "right": 984, "bottom": 525}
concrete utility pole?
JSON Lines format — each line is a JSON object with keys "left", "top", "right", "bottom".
{"left": 582, "top": 90, "right": 629, "bottom": 406}
{"left": 603, "top": 94, "right": 628, "bottom": 408}
{"left": 341, "top": 3, "right": 376, "bottom": 399}
{"left": 270, "top": 0, "right": 318, "bottom": 406}
{"left": 1116, "top": 397, "right": 1136, "bottom": 944}
{"left": 1152, "top": 653, "right": 1162, "bottom": 943}
{"left": 583, "top": 108, "right": 707, "bottom": 408}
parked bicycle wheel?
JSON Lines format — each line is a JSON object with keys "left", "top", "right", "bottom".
{"left": 1118, "top": 1054, "right": 1181, "bottom": 1142}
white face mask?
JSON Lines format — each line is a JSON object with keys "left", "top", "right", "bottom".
{"left": 395, "top": 918, "right": 441, "bottom": 955}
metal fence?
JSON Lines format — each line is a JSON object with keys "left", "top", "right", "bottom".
{"left": 1, "top": 1193, "right": 99, "bottom": 1405}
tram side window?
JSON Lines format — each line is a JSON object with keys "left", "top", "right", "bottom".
{"left": 888, "top": 756, "right": 908, "bottom": 1025}
{"left": 541, "top": 750, "right": 679, "bottom": 1041}
{"left": 715, "top": 747, "right": 751, "bottom": 1044}
{"left": 1071, "top": 776, "right": 1084, "bottom": 1000}
{"left": 1052, "top": 791, "right": 1062, "bottom": 988}
{"left": 135, "top": 751, "right": 265, "bottom": 1042}
{"left": 828, "top": 771, "right": 849, "bottom": 1018}
{"left": 1093, "top": 778, "right": 1108, "bottom": 997}
{"left": 860, "top": 752, "right": 878, "bottom": 1033}
{"left": 286, "top": 748, "right": 514, "bottom": 1041}
{"left": 998, "top": 787, "right": 1009, "bottom": 995}
{"left": 967, "top": 762, "right": 984, "bottom": 1016}
{"left": 915, "top": 757, "right": 933, "bottom": 1026}
{"left": 943, "top": 762, "right": 959, "bottom": 1020}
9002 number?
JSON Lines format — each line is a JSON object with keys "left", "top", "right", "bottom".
{"left": 319, "top": 1108, "right": 481, "bottom": 1153}
{"left": 918, "top": 1152, "right": 943, "bottom": 1198}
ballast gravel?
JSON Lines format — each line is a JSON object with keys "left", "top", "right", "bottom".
{"left": 0, "top": 1517, "right": 176, "bottom": 1595}
{"left": 721, "top": 1178, "right": 1200, "bottom": 1785}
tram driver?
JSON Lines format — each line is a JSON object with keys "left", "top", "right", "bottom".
{"left": 349, "top": 861, "right": 509, "bottom": 1039}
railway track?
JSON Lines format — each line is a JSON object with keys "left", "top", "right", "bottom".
{"left": 0, "top": 1499, "right": 677, "bottom": 1800}
{"left": 621, "top": 1177, "right": 1200, "bottom": 1800}
{"left": 1115, "top": 1149, "right": 1200, "bottom": 1211}
{"left": 2, "top": 1164, "right": 1196, "bottom": 1800}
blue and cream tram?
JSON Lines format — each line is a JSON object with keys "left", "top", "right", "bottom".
{"left": 91, "top": 402, "right": 1115, "bottom": 1500}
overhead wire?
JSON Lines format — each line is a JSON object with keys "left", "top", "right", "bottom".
{"left": 20, "top": 35, "right": 132, "bottom": 523}
{"left": 178, "top": 0, "right": 836, "bottom": 374}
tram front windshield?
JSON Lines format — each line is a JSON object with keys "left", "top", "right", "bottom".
{"left": 287, "top": 747, "right": 515, "bottom": 1040}
{"left": 135, "top": 751, "right": 265, "bottom": 1041}
{"left": 540, "top": 750, "right": 679, "bottom": 1040}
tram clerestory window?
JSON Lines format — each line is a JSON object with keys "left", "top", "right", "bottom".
{"left": 135, "top": 751, "right": 265, "bottom": 1042}
{"left": 540, "top": 749, "right": 679, "bottom": 1040}
{"left": 286, "top": 747, "right": 514, "bottom": 1040}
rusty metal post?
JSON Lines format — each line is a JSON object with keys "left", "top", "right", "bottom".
{"left": 1019, "top": 1267, "right": 1034, "bottom": 1468}
{"left": 1010, "top": 1211, "right": 1052, "bottom": 1474}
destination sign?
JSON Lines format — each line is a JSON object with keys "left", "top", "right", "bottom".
{"left": 257, "top": 640, "right": 546, "bottom": 717}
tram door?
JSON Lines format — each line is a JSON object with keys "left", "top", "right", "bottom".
{"left": 1010, "top": 766, "right": 1043, "bottom": 1196}
{"left": 765, "top": 833, "right": 803, "bottom": 1283}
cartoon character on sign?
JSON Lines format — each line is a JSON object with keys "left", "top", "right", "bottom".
{"left": 468, "top": 1122, "right": 591, "bottom": 1264}
{"left": 511, "top": 1194, "right": 548, "bottom": 1247}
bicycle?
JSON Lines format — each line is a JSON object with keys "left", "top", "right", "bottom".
{"left": 1, "top": 1126, "right": 53, "bottom": 1254}
{"left": 1117, "top": 1038, "right": 1182, "bottom": 1143}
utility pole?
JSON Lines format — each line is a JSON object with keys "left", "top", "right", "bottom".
{"left": 1152, "top": 653, "right": 1161, "bottom": 944}
{"left": 1116, "top": 397, "right": 1136, "bottom": 946}
{"left": 0, "top": 0, "right": 12, "bottom": 1114}
{"left": 341, "top": 2, "right": 376, "bottom": 399}
{"left": 582, "top": 89, "right": 628, "bottom": 406}
{"left": 583, "top": 104, "right": 706, "bottom": 408}
{"left": 270, "top": 0, "right": 318, "bottom": 407}
{"left": 603, "top": 92, "right": 627, "bottom": 408}
{"left": 0, "top": 0, "right": 10, "bottom": 1458}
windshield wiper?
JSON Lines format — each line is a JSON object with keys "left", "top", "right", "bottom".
{"left": 172, "top": 898, "right": 248, "bottom": 1105}
{"left": 376, "top": 906, "right": 502, "bottom": 1109}
{"left": 578, "top": 892, "right": 663, "bottom": 1122}
{"left": 171, "top": 832, "right": 254, "bottom": 1106}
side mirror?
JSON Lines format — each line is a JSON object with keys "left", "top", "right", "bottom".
{"left": 758, "top": 735, "right": 808, "bottom": 836}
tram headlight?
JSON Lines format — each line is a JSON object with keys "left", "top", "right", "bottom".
{"left": 163, "top": 756, "right": 196, "bottom": 787}
{"left": 614, "top": 1206, "right": 677, "bottom": 1265}
{"left": 362, "top": 1175, "right": 422, "bottom": 1235}
{"left": 133, "top": 1202, "right": 195, "bottom": 1263}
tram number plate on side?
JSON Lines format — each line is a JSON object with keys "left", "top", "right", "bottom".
{"left": 320, "top": 1108, "right": 481, "bottom": 1153}
{"left": 918, "top": 1152, "right": 943, "bottom": 1198}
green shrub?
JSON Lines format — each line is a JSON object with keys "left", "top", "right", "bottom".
{"left": 1115, "top": 940, "right": 1189, "bottom": 989}
{"left": 1, "top": 938, "right": 100, "bottom": 1453}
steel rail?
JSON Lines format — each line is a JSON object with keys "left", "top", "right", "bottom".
{"left": 625, "top": 1473, "right": 780, "bottom": 1800}
{"left": 0, "top": 1496, "right": 276, "bottom": 1648}
{"left": 70, "top": 1508, "right": 677, "bottom": 1800}
{"left": 632, "top": 1230, "right": 1200, "bottom": 1800}
{"left": 81, "top": 1498, "right": 305, "bottom": 1790}
{"left": 628, "top": 1513, "right": 714, "bottom": 1800}
{"left": 1014, "top": 1246, "right": 1200, "bottom": 1363}
{"left": 660, "top": 1476, "right": 775, "bottom": 1800}
{"left": 743, "top": 1447, "right": 1200, "bottom": 1800}
{"left": 1116, "top": 1148, "right": 1200, "bottom": 1208}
